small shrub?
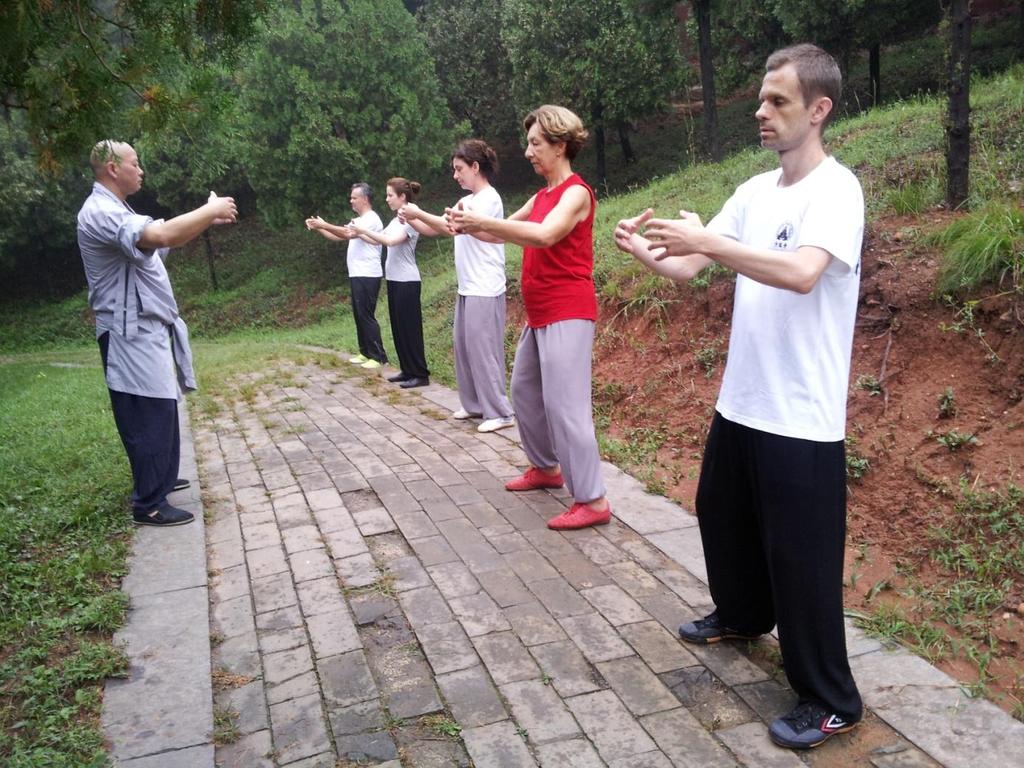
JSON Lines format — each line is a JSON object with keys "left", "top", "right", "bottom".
{"left": 855, "top": 373, "right": 883, "bottom": 396}
{"left": 935, "top": 429, "right": 978, "bottom": 451}
{"left": 938, "top": 387, "right": 957, "bottom": 419}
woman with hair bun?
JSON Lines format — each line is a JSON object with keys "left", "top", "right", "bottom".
{"left": 400, "top": 140, "right": 516, "bottom": 432}
{"left": 347, "top": 177, "right": 430, "bottom": 388}
{"left": 448, "top": 105, "right": 610, "bottom": 531}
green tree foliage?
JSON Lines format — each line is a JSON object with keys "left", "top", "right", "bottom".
{"left": 418, "top": 0, "right": 519, "bottom": 143}
{"left": 0, "top": 0, "right": 265, "bottom": 173}
{"left": 239, "top": 0, "right": 462, "bottom": 227}
{"left": 500, "top": 0, "right": 686, "bottom": 185}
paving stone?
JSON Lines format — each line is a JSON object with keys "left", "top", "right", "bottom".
{"left": 717, "top": 721, "right": 805, "bottom": 767}
{"left": 311, "top": 505, "right": 356, "bottom": 533}
{"left": 335, "top": 731, "right": 400, "bottom": 764}
{"left": 437, "top": 666, "right": 508, "bottom": 727}
{"left": 472, "top": 631, "right": 541, "bottom": 685}
{"left": 209, "top": 537, "right": 246, "bottom": 571}
{"left": 216, "top": 728, "right": 274, "bottom": 768}
{"left": 287, "top": 547, "right": 335, "bottom": 583}
{"left": 420, "top": 496, "right": 465, "bottom": 522}
{"left": 349, "top": 592, "right": 399, "bottom": 626}
{"left": 569, "top": 530, "right": 630, "bottom": 566}
{"left": 487, "top": 531, "right": 532, "bottom": 554}
{"left": 408, "top": 534, "right": 460, "bottom": 565}
{"left": 595, "top": 656, "right": 680, "bottom": 716}
{"left": 320, "top": 650, "right": 378, "bottom": 707}
{"left": 653, "top": 566, "right": 716, "bottom": 614}
{"left": 641, "top": 707, "right": 739, "bottom": 767}
{"left": 449, "top": 591, "right": 511, "bottom": 637}
{"left": 281, "top": 524, "right": 323, "bottom": 555}
{"left": 500, "top": 679, "right": 581, "bottom": 744}
{"left": 580, "top": 584, "right": 652, "bottom": 626}
{"left": 242, "top": 521, "right": 282, "bottom": 551}
{"left": 602, "top": 562, "right": 663, "bottom": 597}
{"left": 327, "top": 700, "right": 385, "bottom": 735}
{"left": 216, "top": 679, "right": 268, "bottom": 735}
{"left": 323, "top": 526, "right": 369, "bottom": 559}
{"left": 460, "top": 500, "right": 506, "bottom": 528}
{"left": 336, "top": 552, "right": 380, "bottom": 588}
{"left": 618, "top": 620, "right": 699, "bottom": 673}
{"left": 392, "top": 509, "right": 441, "bottom": 540}
{"left": 306, "top": 608, "right": 362, "bottom": 658}
{"left": 353, "top": 506, "right": 397, "bottom": 535}
{"left": 687, "top": 640, "right": 773, "bottom": 686}
{"left": 527, "top": 577, "right": 592, "bottom": 618}
{"left": 246, "top": 544, "right": 289, "bottom": 579}
{"left": 426, "top": 561, "right": 481, "bottom": 599}
{"left": 251, "top": 571, "right": 299, "bottom": 615}
{"left": 389, "top": 555, "right": 433, "bottom": 591}
{"left": 636, "top": 591, "right": 695, "bottom": 635}
{"left": 869, "top": 746, "right": 945, "bottom": 767}
{"left": 659, "top": 666, "right": 757, "bottom": 731}
{"left": 462, "top": 720, "right": 537, "bottom": 768}
{"left": 733, "top": 679, "right": 796, "bottom": 722}
{"left": 211, "top": 594, "right": 255, "bottom": 640}
{"left": 535, "top": 739, "right": 605, "bottom": 768}
{"left": 280, "top": 752, "right": 337, "bottom": 768}
{"left": 504, "top": 549, "right": 559, "bottom": 583}
{"left": 398, "top": 586, "right": 454, "bottom": 628}
{"left": 476, "top": 568, "right": 534, "bottom": 608}
{"left": 566, "top": 689, "right": 657, "bottom": 763}
{"left": 558, "top": 613, "right": 634, "bottom": 664}
{"left": 268, "top": 693, "right": 331, "bottom": 765}
{"left": 528, "top": 641, "right": 603, "bottom": 698}
{"left": 504, "top": 601, "right": 567, "bottom": 647}
{"left": 210, "top": 564, "right": 249, "bottom": 603}
{"left": 436, "top": 518, "right": 503, "bottom": 572}
{"left": 305, "top": 487, "right": 343, "bottom": 511}
{"left": 255, "top": 604, "right": 304, "bottom": 632}
{"left": 607, "top": 751, "right": 673, "bottom": 768}
{"left": 266, "top": 671, "right": 320, "bottom": 706}
{"left": 295, "top": 575, "right": 344, "bottom": 618}
{"left": 263, "top": 643, "right": 314, "bottom": 686}
{"left": 416, "top": 621, "right": 479, "bottom": 674}
{"left": 374, "top": 645, "right": 444, "bottom": 719}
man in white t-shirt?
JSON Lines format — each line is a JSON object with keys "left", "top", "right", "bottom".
{"left": 306, "top": 183, "right": 387, "bottom": 368}
{"left": 614, "top": 44, "right": 863, "bottom": 750}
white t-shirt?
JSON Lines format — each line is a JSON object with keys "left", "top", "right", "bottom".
{"left": 454, "top": 185, "right": 506, "bottom": 297}
{"left": 347, "top": 210, "right": 383, "bottom": 278}
{"left": 708, "top": 156, "right": 863, "bottom": 443}
{"left": 383, "top": 217, "right": 420, "bottom": 282}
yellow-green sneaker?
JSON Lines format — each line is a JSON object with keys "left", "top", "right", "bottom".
{"left": 360, "top": 359, "right": 382, "bottom": 369}
{"left": 348, "top": 354, "right": 368, "bottom": 364}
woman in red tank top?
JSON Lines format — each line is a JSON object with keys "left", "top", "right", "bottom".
{"left": 448, "top": 105, "right": 610, "bottom": 530}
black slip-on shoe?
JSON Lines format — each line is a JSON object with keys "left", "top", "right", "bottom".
{"left": 133, "top": 503, "right": 195, "bottom": 527}
{"left": 678, "top": 612, "right": 762, "bottom": 644}
{"left": 387, "top": 372, "right": 412, "bottom": 383}
{"left": 173, "top": 478, "right": 190, "bottom": 491}
{"left": 399, "top": 377, "right": 429, "bottom": 389}
{"left": 769, "top": 702, "right": 860, "bottom": 749}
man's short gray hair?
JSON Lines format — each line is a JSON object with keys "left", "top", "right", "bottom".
{"left": 351, "top": 182, "right": 372, "bottom": 204}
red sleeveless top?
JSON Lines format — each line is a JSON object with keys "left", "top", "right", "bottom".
{"left": 521, "top": 173, "right": 598, "bottom": 329}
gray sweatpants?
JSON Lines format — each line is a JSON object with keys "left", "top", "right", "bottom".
{"left": 510, "top": 319, "right": 605, "bottom": 503}
{"left": 453, "top": 294, "right": 514, "bottom": 420}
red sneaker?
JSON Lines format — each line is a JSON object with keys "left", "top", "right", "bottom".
{"left": 505, "top": 467, "right": 564, "bottom": 491}
{"left": 547, "top": 502, "right": 612, "bottom": 530}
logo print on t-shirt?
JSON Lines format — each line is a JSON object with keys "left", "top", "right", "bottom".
{"left": 773, "top": 221, "right": 794, "bottom": 250}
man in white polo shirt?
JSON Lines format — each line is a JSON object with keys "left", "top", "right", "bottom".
{"left": 614, "top": 44, "right": 863, "bottom": 750}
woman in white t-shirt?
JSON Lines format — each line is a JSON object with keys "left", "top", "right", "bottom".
{"left": 347, "top": 177, "right": 430, "bottom": 388}
{"left": 400, "top": 140, "right": 515, "bottom": 433}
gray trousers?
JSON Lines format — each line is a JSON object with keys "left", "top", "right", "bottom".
{"left": 510, "top": 319, "right": 605, "bottom": 503}
{"left": 453, "top": 294, "right": 514, "bottom": 419}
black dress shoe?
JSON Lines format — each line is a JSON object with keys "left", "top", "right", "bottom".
{"left": 173, "top": 478, "right": 190, "bottom": 491}
{"left": 133, "top": 503, "right": 195, "bottom": 527}
{"left": 399, "top": 377, "right": 429, "bottom": 389}
{"left": 387, "top": 372, "right": 412, "bottom": 383}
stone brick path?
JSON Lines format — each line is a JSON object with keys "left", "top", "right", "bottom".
{"left": 106, "top": 351, "right": 1024, "bottom": 767}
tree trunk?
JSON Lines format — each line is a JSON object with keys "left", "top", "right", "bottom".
{"left": 869, "top": 43, "right": 881, "bottom": 107}
{"left": 945, "top": 0, "right": 972, "bottom": 209}
{"left": 592, "top": 101, "right": 607, "bottom": 190}
{"left": 617, "top": 122, "right": 635, "bottom": 164}
{"left": 203, "top": 230, "right": 219, "bottom": 291}
{"left": 693, "top": 0, "right": 720, "bottom": 160}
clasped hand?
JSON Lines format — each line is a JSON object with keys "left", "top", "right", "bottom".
{"left": 613, "top": 208, "right": 705, "bottom": 260}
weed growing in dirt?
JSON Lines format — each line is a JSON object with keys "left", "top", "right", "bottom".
{"left": 851, "top": 604, "right": 950, "bottom": 663}
{"left": 845, "top": 436, "right": 871, "bottom": 480}
{"left": 938, "top": 296, "right": 1001, "bottom": 363}
{"left": 694, "top": 343, "right": 723, "bottom": 378}
{"left": 855, "top": 373, "right": 883, "bottom": 396}
{"left": 934, "top": 202, "right": 1024, "bottom": 294}
{"left": 934, "top": 429, "right": 979, "bottom": 451}
{"left": 938, "top": 387, "right": 957, "bottom": 419}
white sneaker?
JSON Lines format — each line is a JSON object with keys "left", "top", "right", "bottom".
{"left": 478, "top": 416, "right": 515, "bottom": 433}
{"left": 452, "top": 408, "right": 481, "bottom": 420}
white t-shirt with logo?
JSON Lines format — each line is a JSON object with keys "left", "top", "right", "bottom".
{"left": 454, "top": 185, "right": 506, "bottom": 297}
{"left": 708, "top": 156, "right": 863, "bottom": 442}
{"left": 383, "top": 217, "right": 421, "bottom": 282}
{"left": 347, "top": 210, "right": 383, "bottom": 278}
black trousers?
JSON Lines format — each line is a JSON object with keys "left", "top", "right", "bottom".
{"left": 99, "top": 332, "right": 179, "bottom": 514}
{"left": 350, "top": 276, "right": 387, "bottom": 363}
{"left": 695, "top": 412, "right": 863, "bottom": 721}
{"left": 387, "top": 280, "right": 429, "bottom": 379}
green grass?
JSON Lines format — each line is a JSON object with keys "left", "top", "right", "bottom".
{"left": 0, "top": 353, "right": 134, "bottom": 767}
{"left": 933, "top": 202, "right": 1024, "bottom": 294}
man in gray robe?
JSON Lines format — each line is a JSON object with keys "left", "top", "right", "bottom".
{"left": 77, "top": 139, "right": 237, "bottom": 526}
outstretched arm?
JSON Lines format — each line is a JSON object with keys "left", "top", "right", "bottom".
{"left": 137, "top": 192, "right": 237, "bottom": 250}
{"left": 399, "top": 203, "right": 450, "bottom": 237}
{"left": 448, "top": 189, "right": 586, "bottom": 248}
{"left": 349, "top": 220, "right": 408, "bottom": 247}
{"left": 305, "top": 216, "right": 353, "bottom": 243}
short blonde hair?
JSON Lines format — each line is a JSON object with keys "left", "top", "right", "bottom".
{"left": 523, "top": 105, "right": 588, "bottom": 160}
{"left": 89, "top": 140, "right": 130, "bottom": 174}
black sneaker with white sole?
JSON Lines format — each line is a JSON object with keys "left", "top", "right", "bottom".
{"left": 678, "top": 612, "right": 762, "bottom": 644}
{"left": 768, "top": 701, "right": 859, "bottom": 749}
{"left": 133, "top": 503, "right": 194, "bottom": 527}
